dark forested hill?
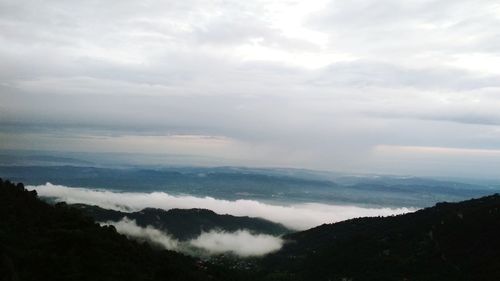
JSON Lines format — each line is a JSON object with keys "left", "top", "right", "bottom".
{"left": 259, "top": 193, "right": 500, "bottom": 281}
{"left": 70, "top": 204, "right": 290, "bottom": 240}
{"left": 0, "top": 178, "right": 236, "bottom": 281}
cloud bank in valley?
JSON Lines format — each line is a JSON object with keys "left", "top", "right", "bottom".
{"left": 190, "top": 230, "right": 283, "bottom": 257}
{"left": 102, "top": 217, "right": 282, "bottom": 257}
{"left": 27, "top": 183, "right": 414, "bottom": 230}
{"left": 102, "top": 217, "right": 179, "bottom": 250}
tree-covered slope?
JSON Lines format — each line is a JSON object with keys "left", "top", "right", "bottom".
{"left": 0, "top": 178, "right": 233, "bottom": 281}
{"left": 70, "top": 204, "right": 290, "bottom": 240}
{"left": 259, "top": 194, "right": 500, "bottom": 281}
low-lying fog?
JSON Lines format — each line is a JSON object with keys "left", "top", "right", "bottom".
{"left": 27, "top": 183, "right": 415, "bottom": 257}
{"left": 103, "top": 217, "right": 283, "bottom": 257}
{"left": 28, "top": 183, "right": 414, "bottom": 230}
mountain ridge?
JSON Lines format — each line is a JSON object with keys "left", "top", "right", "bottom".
{"left": 2, "top": 164, "right": 496, "bottom": 207}
{"left": 0, "top": 178, "right": 237, "bottom": 281}
{"left": 258, "top": 193, "right": 500, "bottom": 280}
{"left": 69, "top": 204, "right": 291, "bottom": 240}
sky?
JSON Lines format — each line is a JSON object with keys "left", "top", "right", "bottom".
{"left": 1, "top": 0, "right": 500, "bottom": 178}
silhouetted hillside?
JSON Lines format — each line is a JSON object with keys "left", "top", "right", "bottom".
{"left": 0, "top": 178, "right": 235, "bottom": 281}
{"left": 3, "top": 177, "right": 500, "bottom": 281}
{"left": 70, "top": 204, "right": 290, "bottom": 240}
{"left": 259, "top": 194, "right": 500, "bottom": 280}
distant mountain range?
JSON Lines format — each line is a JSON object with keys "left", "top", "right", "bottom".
{"left": 70, "top": 204, "right": 291, "bottom": 240}
{"left": 2, "top": 178, "right": 500, "bottom": 280}
{"left": 1, "top": 164, "right": 498, "bottom": 207}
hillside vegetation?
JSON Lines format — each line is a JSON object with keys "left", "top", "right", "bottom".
{"left": 259, "top": 193, "right": 500, "bottom": 280}
{"left": 0, "top": 178, "right": 236, "bottom": 281}
{"left": 70, "top": 204, "right": 290, "bottom": 240}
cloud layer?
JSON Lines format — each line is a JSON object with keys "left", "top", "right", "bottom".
{"left": 103, "top": 217, "right": 179, "bottom": 250}
{"left": 190, "top": 229, "right": 283, "bottom": 257}
{"left": 102, "top": 217, "right": 282, "bottom": 257}
{"left": 28, "top": 183, "right": 413, "bottom": 230}
{"left": 1, "top": 0, "right": 500, "bottom": 178}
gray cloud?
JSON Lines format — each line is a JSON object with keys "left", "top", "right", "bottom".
{"left": 309, "top": 61, "right": 500, "bottom": 91}
{"left": 1, "top": 0, "right": 500, "bottom": 177}
{"left": 308, "top": 0, "right": 500, "bottom": 56}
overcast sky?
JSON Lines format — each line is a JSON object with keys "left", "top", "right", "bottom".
{"left": 1, "top": 0, "right": 500, "bottom": 178}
